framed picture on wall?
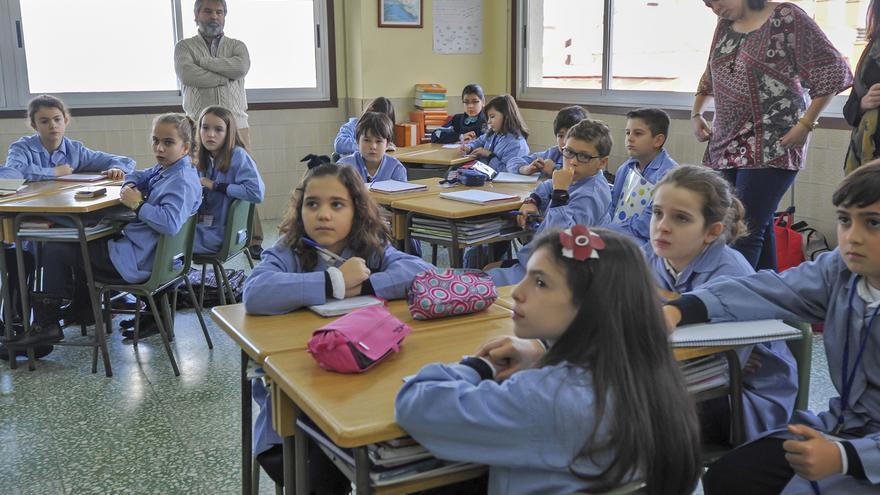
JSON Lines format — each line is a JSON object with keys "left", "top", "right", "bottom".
{"left": 378, "top": 0, "right": 423, "bottom": 28}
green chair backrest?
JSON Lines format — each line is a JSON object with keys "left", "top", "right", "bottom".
{"left": 214, "top": 199, "right": 253, "bottom": 262}
{"left": 784, "top": 320, "right": 813, "bottom": 411}
{"left": 141, "top": 214, "right": 197, "bottom": 292}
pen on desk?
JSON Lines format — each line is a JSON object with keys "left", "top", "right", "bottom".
{"left": 302, "top": 237, "right": 347, "bottom": 264}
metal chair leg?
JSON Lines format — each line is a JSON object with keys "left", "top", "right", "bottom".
{"left": 182, "top": 278, "right": 213, "bottom": 349}
{"left": 150, "top": 293, "right": 179, "bottom": 376}
{"left": 199, "top": 264, "right": 208, "bottom": 310}
{"left": 212, "top": 263, "right": 227, "bottom": 306}
{"left": 217, "top": 262, "right": 236, "bottom": 303}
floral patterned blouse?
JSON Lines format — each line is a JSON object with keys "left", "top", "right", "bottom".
{"left": 697, "top": 3, "right": 852, "bottom": 171}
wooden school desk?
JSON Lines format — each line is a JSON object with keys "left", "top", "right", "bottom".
{"left": 391, "top": 143, "right": 474, "bottom": 166}
{"left": 263, "top": 317, "right": 746, "bottom": 495}
{"left": 369, "top": 178, "right": 448, "bottom": 246}
{"left": 391, "top": 181, "right": 535, "bottom": 267}
{"left": 0, "top": 181, "right": 123, "bottom": 374}
{"left": 210, "top": 300, "right": 512, "bottom": 495}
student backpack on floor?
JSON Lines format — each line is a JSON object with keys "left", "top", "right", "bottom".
{"left": 176, "top": 267, "right": 246, "bottom": 308}
{"left": 773, "top": 207, "right": 805, "bottom": 272}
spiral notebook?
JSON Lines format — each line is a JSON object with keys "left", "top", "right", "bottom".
{"left": 670, "top": 319, "right": 802, "bottom": 347}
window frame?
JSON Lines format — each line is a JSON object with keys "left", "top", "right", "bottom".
{"left": 512, "top": 0, "right": 848, "bottom": 120}
{"left": 0, "top": 0, "right": 337, "bottom": 115}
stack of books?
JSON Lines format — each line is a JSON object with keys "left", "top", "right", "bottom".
{"left": 410, "top": 216, "right": 519, "bottom": 245}
{"left": 680, "top": 354, "right": 729, "bottom": 394}
{"left": 413, "top": 84, "right": 449, "bottom": 143}
{"left": 17, "top": 219, "right": 121, "bottom": 239}
{"left": 299, "top": 421, "right": 479, "bottom": 488}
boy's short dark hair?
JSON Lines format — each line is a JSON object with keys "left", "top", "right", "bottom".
{"left": 553, "top": 105, "right": 589, "bottom": 135}
{"left": 626, "top": 107, "right": 671, "bottom": 138}
{"left": 833, "top": 161, "right": 880, "bottom": 208}
{"left": 355, "top": 112, "right": 394, "bottom": 142}
{"left": 565, "top": 119, "right": 613, "bottom": 157}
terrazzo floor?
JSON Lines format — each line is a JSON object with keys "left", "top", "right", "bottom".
{"left": 0, "top": 219, "right": 840, "bottom": 495}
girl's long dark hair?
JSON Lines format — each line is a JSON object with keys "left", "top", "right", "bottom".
{"left": 868, "top": 0, "right": 880, "bottom": 41}
{"left": 197, "top": 106, "right": 248, "bottom": 173}
{"left": 278, "top": 163, "right": 390, "bottom": 271}
{"left": 533, "top": 229, "right": 702, "bottom": 495}
{"left": 485, "top": 94, "right": 529, "bottom": 140}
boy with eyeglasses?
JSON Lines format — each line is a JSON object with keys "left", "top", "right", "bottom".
{"left": 509, "top": 105, "right": 589, "bottom": 178}
{"left": 607, "top": 107, "right": 678, "bottom": 244}
{"left": 488, "top": 119, "right": 613, "bottom": 286}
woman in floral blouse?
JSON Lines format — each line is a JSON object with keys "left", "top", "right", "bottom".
{"left": 692, "top": 0, "right": 852, "bottom": 270}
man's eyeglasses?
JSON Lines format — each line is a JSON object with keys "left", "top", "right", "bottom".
{"left": 562, "top": 147, "right": 603, "bottom": 164}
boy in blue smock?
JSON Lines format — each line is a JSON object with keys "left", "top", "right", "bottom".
{"left": 8, "top": 114, "right": 202, "bottom": 347}
{"left": 488, "top": 119, "right": 613, "bottom": 286}
{"left": 337, "top": 112, "right": 406, "bottom": 183}
{"left": 509, "top": 105, "right": 588, "bottom": 178}
{"left": 333, "top": 96, "right": 395, "bottom": 157}
{"left": 5, "top": 95, "right": 135, "bottom": 181}
{"left": 608, "top": 107, "right": 678, "bottom": 244}
{"left": 668, "top": 162, "right": 880, "bottom": 494}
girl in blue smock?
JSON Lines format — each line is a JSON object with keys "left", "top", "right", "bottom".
{"left": 4, "top": 95, "right": 135, "bottom": 181}
{"left": 194, "top": 106, "right": 265, "bottom": 254}
{"left": 336, "top": 111, "right": 406, "bottom": 183}
{"left": 22, "top": 114, "right": 202, "bottom": 347}
{"left": 461, "top": 94, "right": 530, "bottom": 173}
{"left": 333, "top": 96, "right": 396, "bottom": 156}
{"left": 396, "top": 227, "right": 702, "bottom": 495}
{"left": 669, "top": 162, "right": 880, "bottom": 494}
{"left": 645, "top": 165, "right": 797, "bottom": 443}
{"left": 243, "top": 163, "right": 432, "bottom": 487}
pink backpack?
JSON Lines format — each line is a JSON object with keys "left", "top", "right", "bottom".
{"left": 307, "top": 305, "right": 412, "bottom": 373}
{"left": 407, "top": 268, "right": 498, "bottom": 320}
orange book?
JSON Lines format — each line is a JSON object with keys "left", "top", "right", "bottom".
{"left": 394, "top": 123, "right": 419, "bottom": 147}
{"left": 415, "top": 83, "right": 446, "bottom": 93}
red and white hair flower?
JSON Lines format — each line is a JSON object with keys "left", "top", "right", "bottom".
{"left": 560, "top": 225, "right": 605, "bottom": 261}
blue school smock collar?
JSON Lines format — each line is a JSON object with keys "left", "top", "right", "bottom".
{"left": 158, "top": 155, "right": 194, "bottom": 177}
{"left": 622, "top": 148, "right": 673, "bottom": 176}
{"left": 24, "top": 134, "right": 70, "bottom": 156}
{"left": 665, "top": 240, "right": 729, "bottom": 291}
{"left": 571, "top": 169, "right": 604, "bottom": 188}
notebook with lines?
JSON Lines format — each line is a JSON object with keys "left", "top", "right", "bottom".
{"left": 670, "top": 319, "right": 802, "bottom": 348}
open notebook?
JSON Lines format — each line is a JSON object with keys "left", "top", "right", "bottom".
{"left": 55, "top": 173, "right": 105, "bottom": 182}
{"left": 670, "top": 319, "right": 802, "bottom": 347}
{"left": 369, "top": 180, "right": 428, "bottom": 194}
{"left": 439, "top": 190, "right": 518, "bottom": 205}
{"left": 0, "top": 179, "right": 26, "bottom": 196}
{"left": 493, "top": 172, "right": 539, "bottom": 184}
{"left": 308, "top": 295, "right": 384, "bottom": 317}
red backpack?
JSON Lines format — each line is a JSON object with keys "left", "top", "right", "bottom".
{"left": 773, "top": 208, "right": 805, "bottom": 272}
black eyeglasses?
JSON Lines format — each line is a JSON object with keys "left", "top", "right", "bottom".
{"left": 562, "top": 147, "right": 603, "bottom": 164}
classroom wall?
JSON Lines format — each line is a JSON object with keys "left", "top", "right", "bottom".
{"left": 521, "top": 108, "right": 850, "bottom": 245}
{"left": 339, "top": 0, "right": 510, "bottom": 116}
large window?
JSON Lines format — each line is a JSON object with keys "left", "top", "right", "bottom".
{"left": 516, "top": 0, "right": 864, "bottom": 114}
{"left": 0, "top": 0, "right": 332, "bottom": 110}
